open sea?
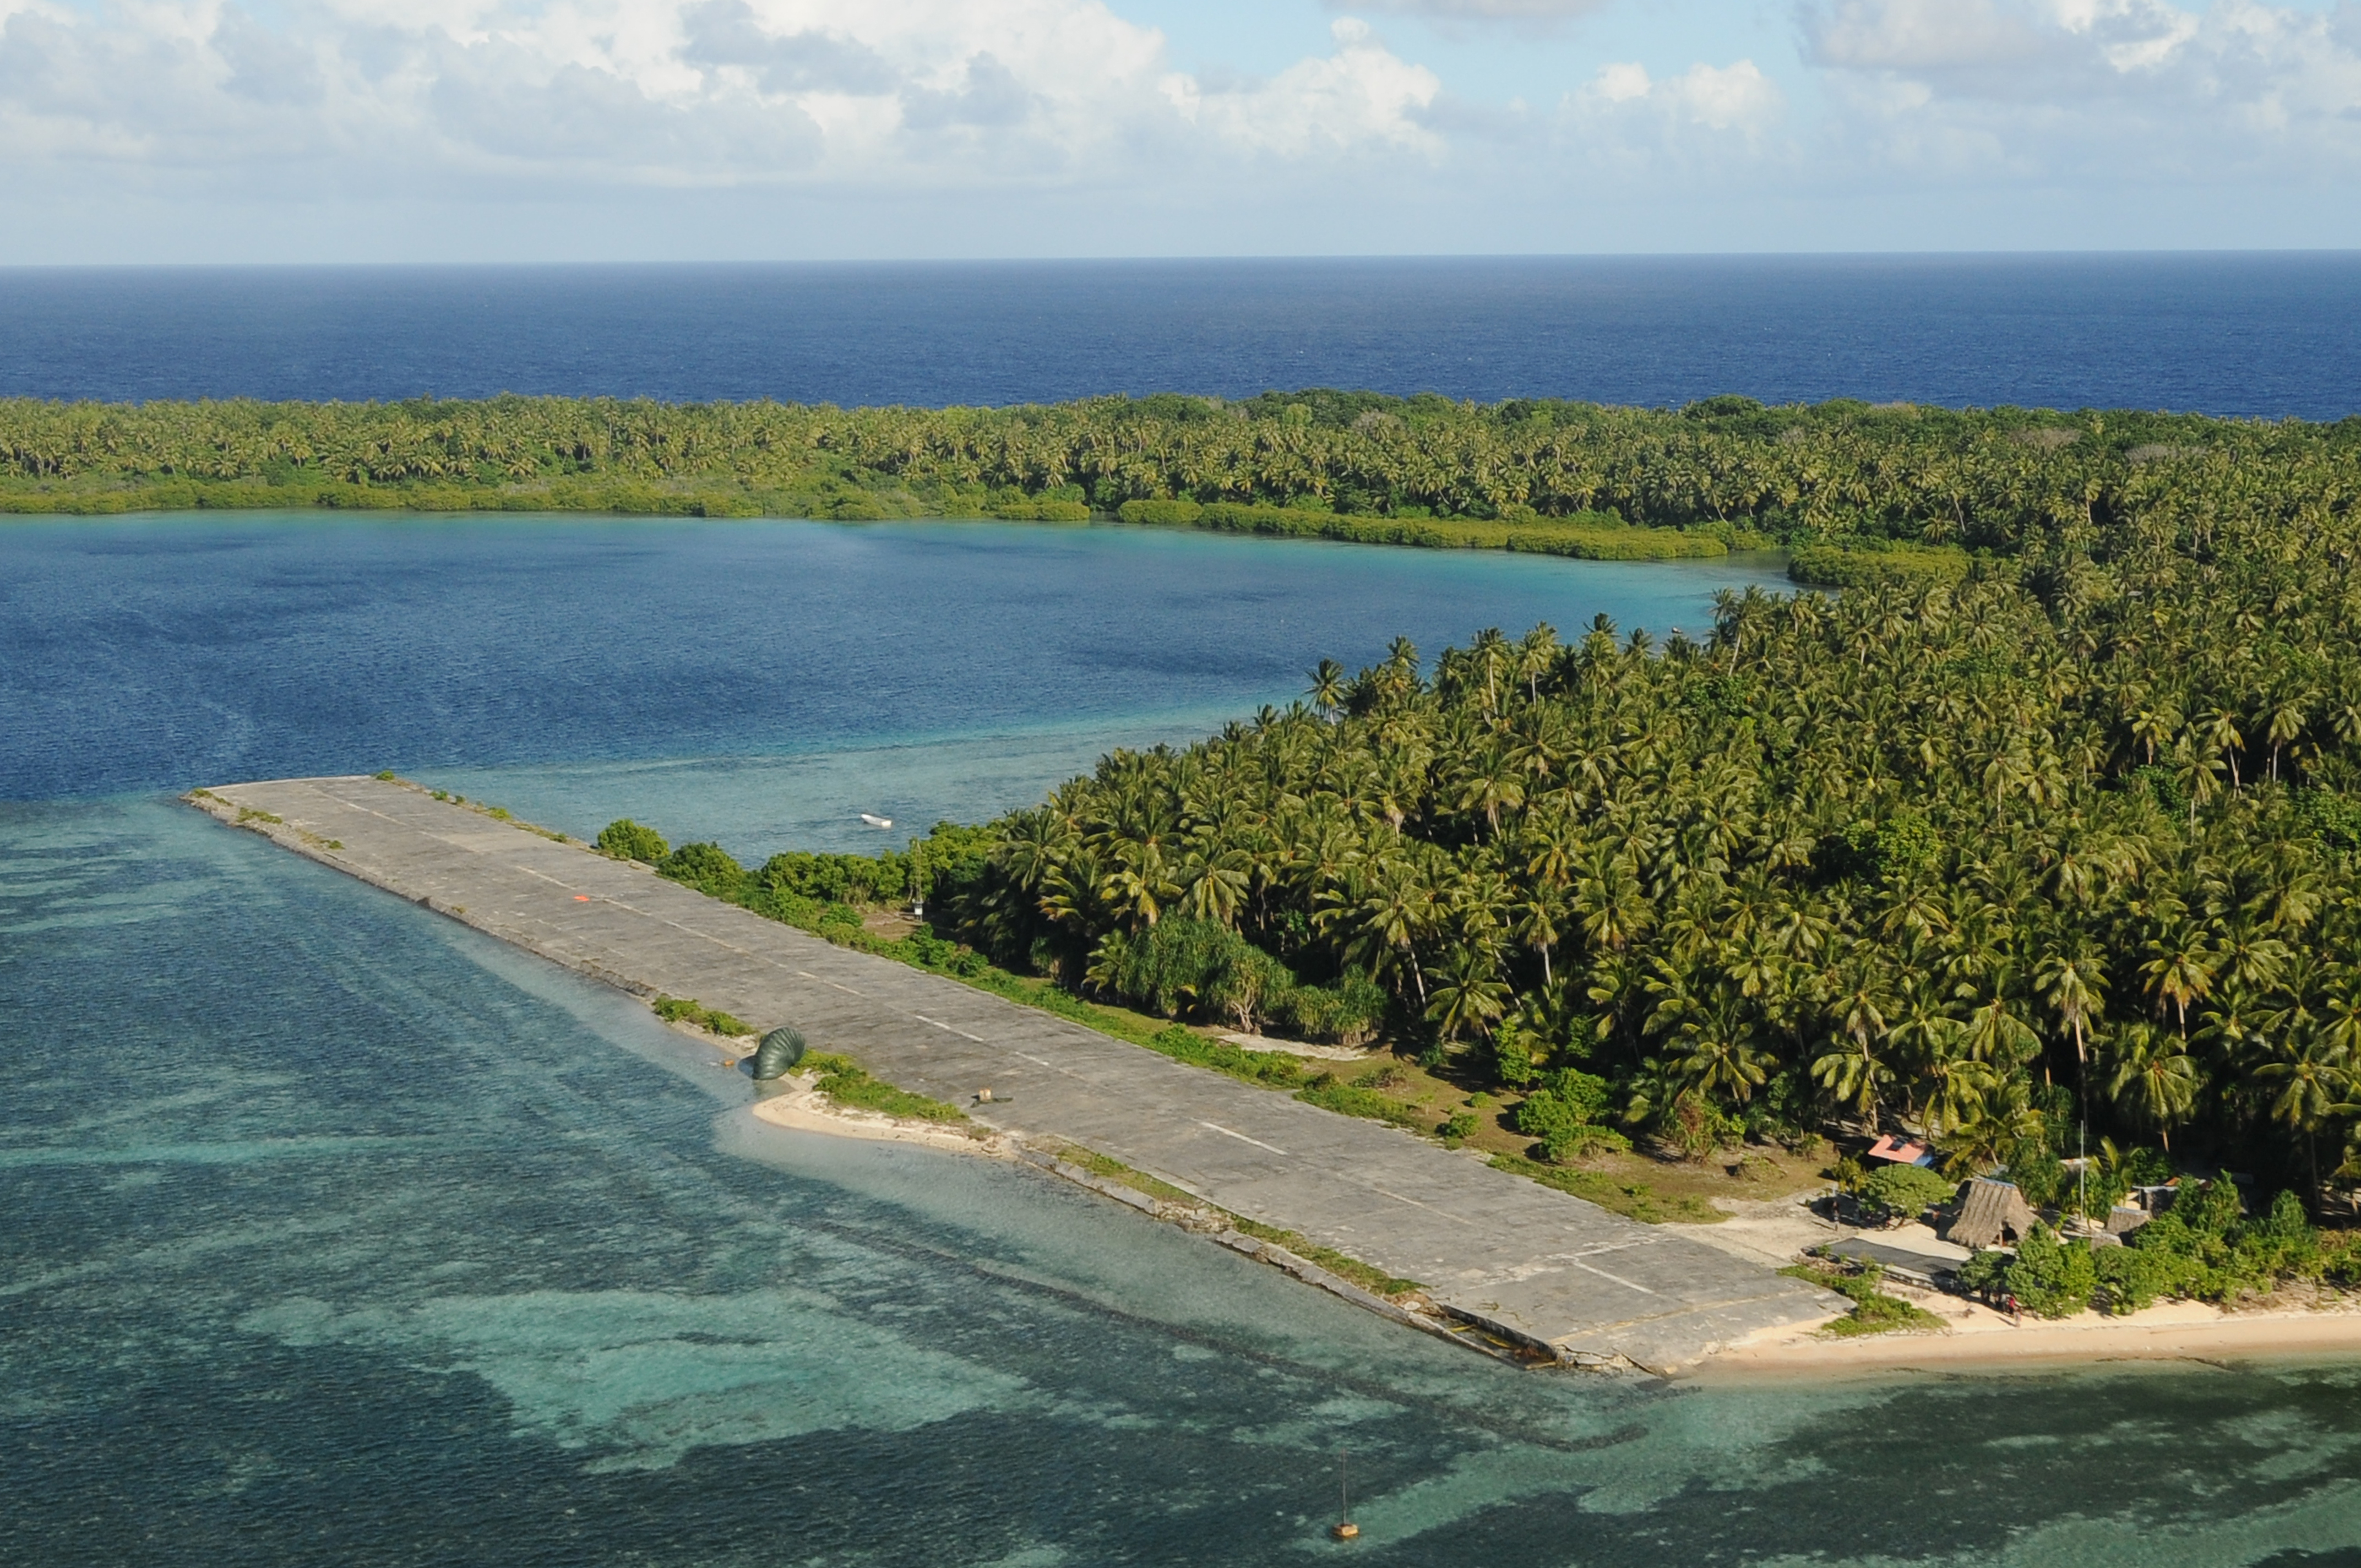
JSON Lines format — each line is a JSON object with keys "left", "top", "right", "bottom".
{"left": 2, "top": 254, "right": 2359, "bottom": 417}
{"left": 9, "top": 260, "right": 2361, "bottom": 1565}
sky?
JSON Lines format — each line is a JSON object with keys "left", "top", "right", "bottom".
{"left": 4, "top": 0, "right": 2359, "bottom": 262}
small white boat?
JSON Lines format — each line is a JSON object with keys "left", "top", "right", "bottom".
{"left": 859, "top": 813, "right": 893, "bottom": 829}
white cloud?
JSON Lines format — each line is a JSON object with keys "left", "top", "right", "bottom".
{"left": 0, "top": 0, "right": 1445, "bottom": 189}
{"left": 1332, "top": 0, "right": 1607, "bottom": 16}
{"left": 1574, "top": 58, "right": 1786, "bottom": 135}
{"left": 1800, "top": 0, "right": 2361, "bottom": 174}
{"left": 1166, "top": 18, "right": 1441, "bottom": 157}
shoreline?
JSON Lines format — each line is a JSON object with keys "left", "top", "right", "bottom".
{"left": 748, "top": 1069, "right": 1014, "bottom": 1158}
{"left": 720, "top": 1083, "right": 2361, "bottom": 1382}
{"left": 1696, "top": 1299, "right": 2361, "bottom": 1381}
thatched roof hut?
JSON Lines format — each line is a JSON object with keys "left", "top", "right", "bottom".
{"left": 1943, "top": 1178, "right": 2038, "bottom": 1249}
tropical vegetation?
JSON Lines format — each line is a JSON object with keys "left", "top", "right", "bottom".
{"left": 9, "top": 388, "right": 2359, "bottom": 580}
{"left": 894, "top": 456, "right": 2361, "bottom": 1221}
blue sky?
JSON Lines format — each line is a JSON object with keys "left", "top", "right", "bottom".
{"left": 4, "top": 0, "right": 2359, "bottom": 262}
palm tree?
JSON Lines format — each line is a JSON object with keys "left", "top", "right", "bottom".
{"left": 1308, "top": 658, "right": 1347, "bottom": 718}
{"left": 2104, "top": 1022, "right": 2199, "bottom": 1151}
{"left": 1426, "top": 943, "right": 1510, "bottom": 1044}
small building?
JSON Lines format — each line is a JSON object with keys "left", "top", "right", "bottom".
{"left": 2105, "top": 1205, "right": 2152, "bottom": 1238}
{"left": 1943, "top": 1178, "right": 2038, "bottom": 1249}
{"left": 1865, "top": 1134, "right": 1936, "bottom": 1167}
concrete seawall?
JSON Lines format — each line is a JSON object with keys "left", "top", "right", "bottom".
{"left": 192, "top": 775, "right": 1838, "bottom": 1373}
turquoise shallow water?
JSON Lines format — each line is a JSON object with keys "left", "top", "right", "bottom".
{"left": 9, "top": 516, "right": 2361, "bottom": 1563}
{"left": 14, "top": 799, "right": 2361, "bottom": 1564}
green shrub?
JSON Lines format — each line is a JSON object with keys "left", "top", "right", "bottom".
{"left": 1275, "top": 972, "right": 1389, "bottom": 1046}
{"left": 1440, "top": 1110, "right": 1479, "bottom": 1145}
{"left": 657, "top": 841, "right": 751, "bottom": 899}
{"left": 1297, "top": 1074, "right": 1427, "bottom": 1129}
{"left": 2094, "top": 1245, "right": 2169, "bottom": 1314}
{"left": 2004, "top": 1224, "right": 2097, "bottom": 1317}
{"left": 1118, "top": 498, "right": 1205, "bottom": 526}
{"left": 1091, "top": 918, "right": 1300, "bottom": 1034}
{"left": 1543, "top": 1124, "right": 1633, "bottom": 1162}
{"left": 1513, "top": 1070, "right": 1628, "bottom": 1162}
{"left": 758, "top": 848, "right": 913, "bottom": 906}
{"left": 597, "top": 818, "right": 670, "bottom": 862}
{"left": 1857, "top": 1163, "right": 1958, "bottom": 1221}
{"left": 988, "top": 497, "right": 1092, "bottom": 521}
{"left": 1956, "top": 1248, "right": 2009, "bottom": 1302}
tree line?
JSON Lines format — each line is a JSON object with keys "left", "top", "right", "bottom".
{"left": 6, "top": 391, "right": 2358, "bottom": 566}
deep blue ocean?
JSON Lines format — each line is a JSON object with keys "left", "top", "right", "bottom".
{"left": 2, "top": 254, "right": 2358, "bottom": 417}
{"left": 10, "top": 261, "right": 2361, "bottom": 1565}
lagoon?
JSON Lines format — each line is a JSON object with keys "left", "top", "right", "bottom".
{"left": 10, "top": 513, "right": 2361, "bottom": 1564}
{"left": 0, "top": 513, "right": 1790, "bottom": 842}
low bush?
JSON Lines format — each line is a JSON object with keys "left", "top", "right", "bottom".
{"left": 597, "top": 818, "right": 669, "bottom": 862}
{"left": 1117, "top": 498, "right": 1204, "bottom": 526}
{"left": 1514, "top": 1069, "right": 1630, "bottom": 1162}
{"left": 1117, "top": 497, "right": 1725, "bottom": 558}
{"left": 1857, "top": 1163, "right": 1958, "bottom": 1221}
{"left": 759, "top": 847, "right": 912, "bottom": 906}
{"left": 2127, "top": 1179, "right": 2319, "bottom": 1303}
{"left": 656, "top": 841, "right": 753, "bottom": 899}
{"left": 2094, "top": 1245, "right": 2170, "bottom": 1314}
{"left": 2005, "top": 1224, "right": 2099, "bottom": 1317}
{"left": 1272, "top": 973, "right": 1389, "bottom": 1047}
{"left": 1543, "top": 1124, "right": 1633, "bottom": 1162}
{"left": 989, "top": 497, "right": 1093, "bottom": 521}
{"left": 1297, "top": 1074, "right": 1427, "bottom": 1129}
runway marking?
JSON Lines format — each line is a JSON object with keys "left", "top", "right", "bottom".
{"left": 1199, "top": 1120, "right": 1288, "bottom": 1156}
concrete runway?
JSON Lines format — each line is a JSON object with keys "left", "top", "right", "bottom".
{"left": 194, "top": 776, "right": 1837, "bottom": 1373}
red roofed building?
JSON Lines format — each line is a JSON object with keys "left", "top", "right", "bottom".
{"left": 1865, "top": 1134, "right": 1935, "bottom": 1167}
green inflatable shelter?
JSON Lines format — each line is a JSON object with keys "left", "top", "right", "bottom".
{"left": 752, "top": 1026, "right": 808, "bottom": 1080}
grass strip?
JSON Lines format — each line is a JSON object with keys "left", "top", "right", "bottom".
{"left": 1048, "top": 1145, "right": 1421, "bottom": 1297}
{"left": 1223, "top": 1217, "right": 1423, "bottom": 1298}
{"left": 1051, "top": 1144, "right": 1201, "bottom": 1207}
{"left": 652, "top": 995, "right": 757, "bottom": 1037}
{"left": 1294, "top": 1076, "right": 1429, "bottom": 1130}
{"left": 1780, "top": 1260, "right": 1946, "bottom": 1337}
{"left": 1487, "top": 1153, "right": 1726, "bottom": 1225}
{"left": 803, "top": 1051, "right": 970, "bottom": 1124}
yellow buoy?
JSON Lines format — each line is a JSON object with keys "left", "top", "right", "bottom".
{"left": 1330, "top": 1450, "right": 1357, "bottom": 1541}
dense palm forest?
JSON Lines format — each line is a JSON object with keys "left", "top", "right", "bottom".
{"left": 6, "top": 389, "right": 2359, "bottom": 572}
{"left": 915, "top": 492, "right": 2361, "bottom": 1211}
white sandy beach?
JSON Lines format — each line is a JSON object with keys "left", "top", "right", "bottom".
{"left": 747, "top": 1069, "right": 1013, "bottom": 1156}
{"left": 1699, "top": 1294, "right": 2361, "bottom": 1379}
